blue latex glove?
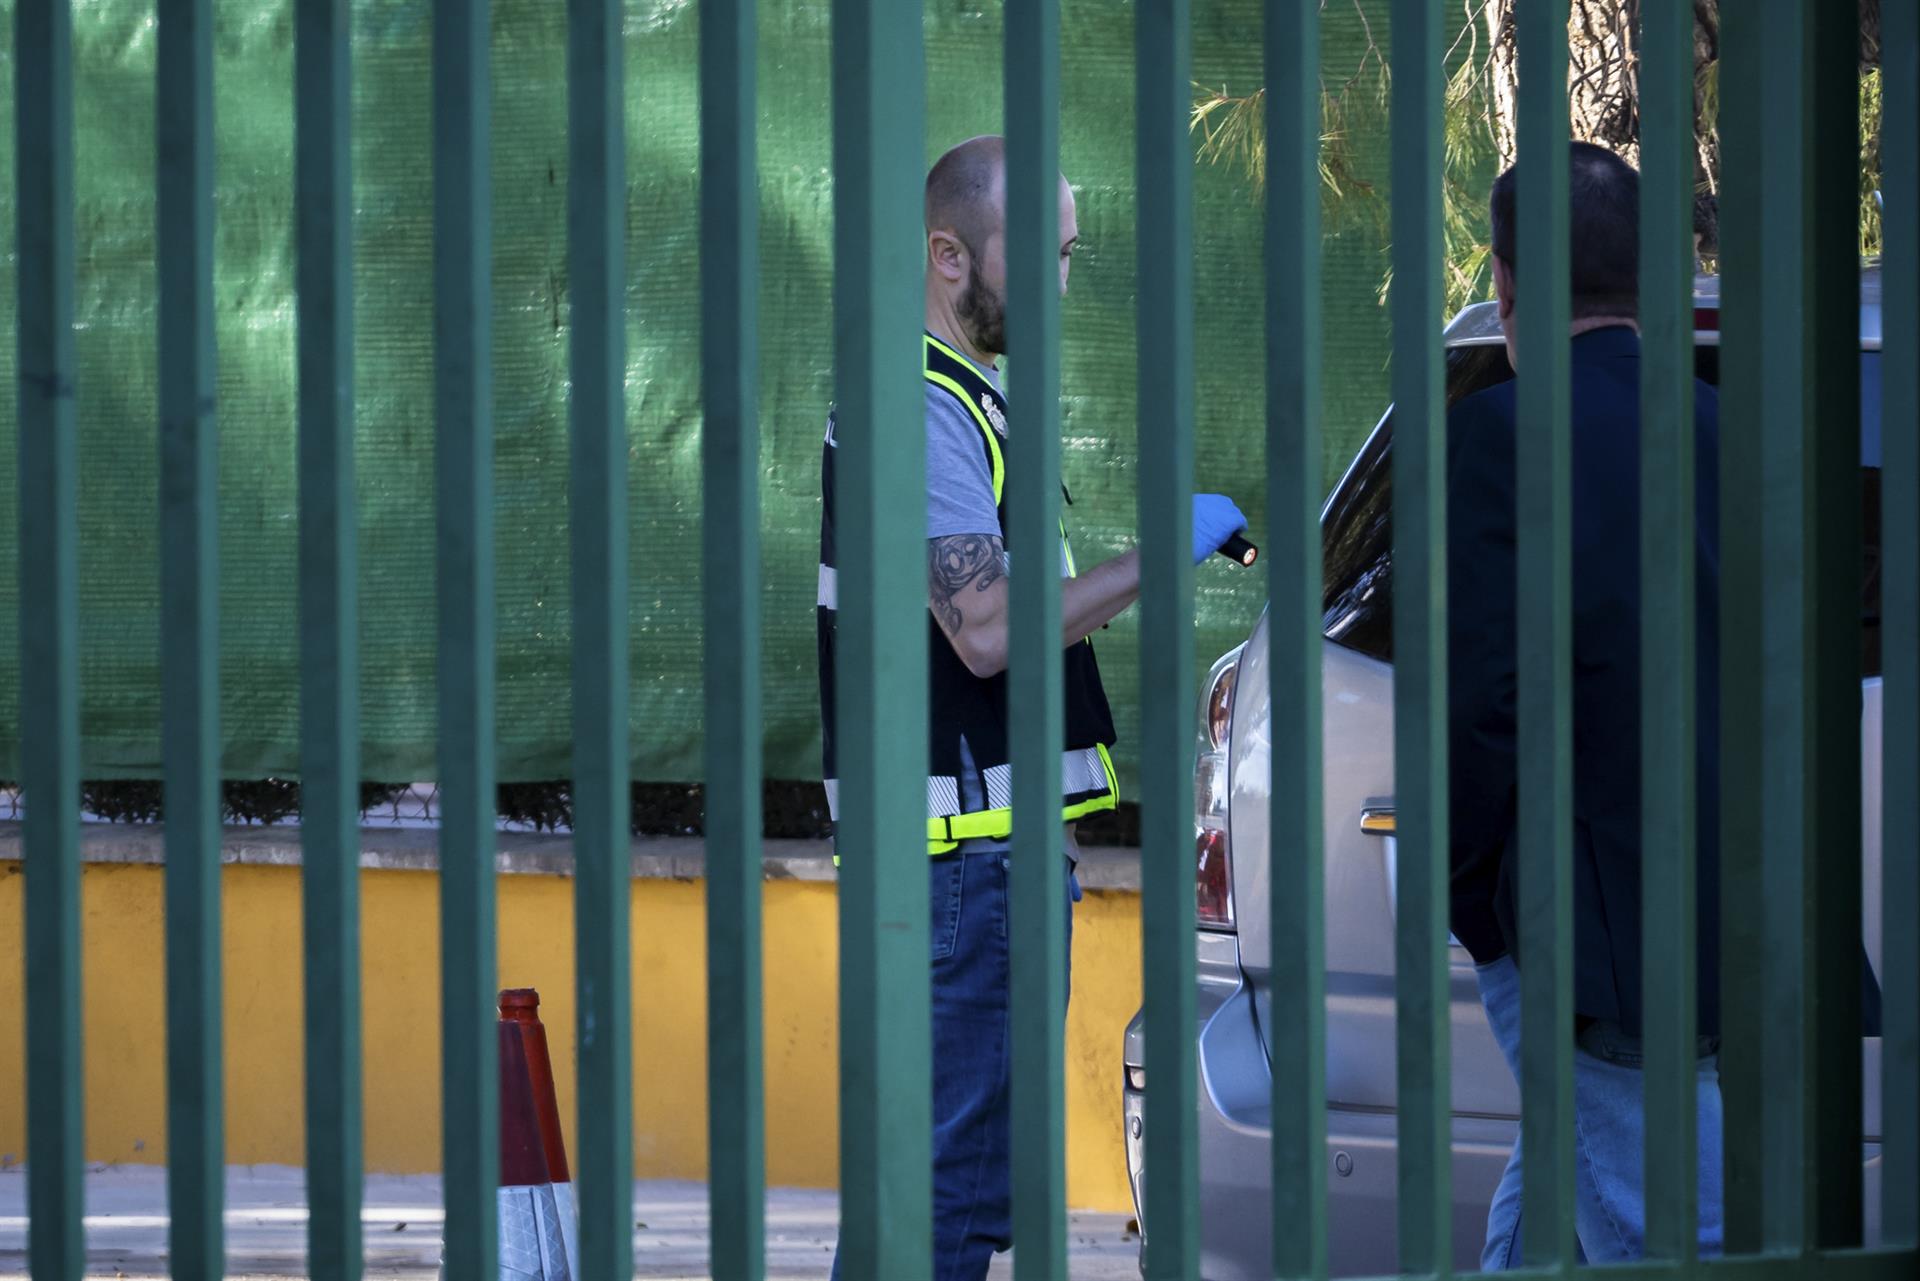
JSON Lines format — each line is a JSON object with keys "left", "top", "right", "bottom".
{"left": 1191, "top": 494, "right": 1249, "bottom": 566}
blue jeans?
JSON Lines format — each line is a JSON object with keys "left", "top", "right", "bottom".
{"left": 831, "top": 847, "right": 1079, "bottom": 1281}
{"left": 1474, "top": 954, "right": 1724, "bottom": 1268}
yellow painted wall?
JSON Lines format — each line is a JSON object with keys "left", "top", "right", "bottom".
{"left": 0, "top": 859, "right": 1143, "bottom": 1212}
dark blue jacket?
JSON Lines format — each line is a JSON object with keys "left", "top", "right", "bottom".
{"left": 1444, "top": 325, "right": 1722, "bottom": 1038}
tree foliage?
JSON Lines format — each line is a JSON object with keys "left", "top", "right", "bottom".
{"left": 1193, "top": 1, "right": 1885, "bottom": 317}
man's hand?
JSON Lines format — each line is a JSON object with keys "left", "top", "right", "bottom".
{"left": 1191, "top": 494, "right": 1249, "bottom": 566}
{"left": 928, "top": 533, "right": 1141, "bottom": 679}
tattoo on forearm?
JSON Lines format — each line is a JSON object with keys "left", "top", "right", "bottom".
{"left": 927, "top": 534, "right": 1009, "bottom": 635}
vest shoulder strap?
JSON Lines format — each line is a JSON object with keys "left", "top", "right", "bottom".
{"left": 923, "top": 334, "right": 1006, "bottom": 506}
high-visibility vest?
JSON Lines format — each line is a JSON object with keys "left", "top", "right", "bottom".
{"left": 817, "top": 333, "right": 1120, "bottom": 856}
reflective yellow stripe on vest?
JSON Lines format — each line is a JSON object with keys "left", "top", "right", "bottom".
{"left": 922, "top": 743, "right": 1119, "bottom": 855}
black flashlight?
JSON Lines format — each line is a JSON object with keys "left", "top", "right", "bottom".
{"left": 1217, "top": 534, "right": 1258, "bottom": 567}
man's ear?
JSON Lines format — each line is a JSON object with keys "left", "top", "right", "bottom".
{"left": 1492, "top": 254, "right": 1517, "bottom": 321}
{"left": 927, "top": 229, "right": 969, "bottom": 284}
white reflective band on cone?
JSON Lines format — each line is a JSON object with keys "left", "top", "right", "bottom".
{"left": 434, "top": 1183, "right": 578, "bottom": 1281}
{"left": 495, "top": 1182, "right": 574, "bottom": 1280}
{"left": 549, "top": 1182, "right": 581, "bottom": 1279}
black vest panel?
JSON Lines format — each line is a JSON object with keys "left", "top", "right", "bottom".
{"left": 817, "top": 334, "right": 1118, "bottom": 806}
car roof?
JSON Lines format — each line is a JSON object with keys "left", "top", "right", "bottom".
{"left": 1439, "top": 264, "right": 1883, "bottom": 351}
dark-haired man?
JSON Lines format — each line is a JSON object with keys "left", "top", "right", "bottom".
{"left": 1445, "top": 141, "right": 1724, "bottom": 1265}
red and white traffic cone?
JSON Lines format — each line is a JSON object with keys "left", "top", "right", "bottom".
{"left": 493, "top": 988, "right": 579, "bottom": 1280}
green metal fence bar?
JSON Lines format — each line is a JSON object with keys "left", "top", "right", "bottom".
{"left": 1713, "top": 2, "right": 1765, "bottom": 1250}
{"left": 828, "top": 1, "right": 929, "bottom": 1274}
{"left": 699, "top": 0, "right": 765, "bottom": 1276}
{"left": 1004, "top": 2, "right": 1069, "bottom": 1277}
{"left": 1802, "top": 0, "right": 1867, "bottom": 1249}
{"left": 1882, "top": 0, "right": 1920, "bottom": 1250}
{"left": 1751, "top": 0, "right": 1866, "bottom": 1252}
{"left": 157, "top": 1, "right": 225, "bottom": 1273}
{"left": 1637, "top": 0, "right": 1699, "bottom": 1263}
{"left": 1701, "top": 1249, "right": 1920, "bottom": 1281}
{"left": 1513, "top": 0, "right": 1575, "bottom": 1267}
{"left": 1479, "top": 1253, "right": 1920, "bottom": 1281}
{"left": 1136, "top": 2, "right": 1198, "bottom": 1276}
{"left": 1754, "top": 1, "right": 1815, "bottom": 1252}
{"left": 433, "top": 1, "right": 498, "bottom": 1275}
{"left": 566, "top": 2, "right": 634, "bottom": 1276}
{"left": 15, "top": 3, "right": 83, "bottom": 1278}
{"left": 1491, "top": 1246, "right": 1919, "bottom": 1281}
{"left": 1754, "top": 0, "right": 1864, "bottom": 1254}
{"left": 1387, "top": 0, "right": 1449, "bottom": 1272}
{"left": 1264, "top": 1, "right": 1325, "bottom": 1276}
{"left": 294, "top": 2, "right": 361, "bottom": 1276}
{"left": 1476, "top": 1247, "right": 1920, "bottom": 1277}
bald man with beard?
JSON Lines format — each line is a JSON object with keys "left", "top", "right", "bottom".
{"left": 815, "top": 135, "right": 1248, "bottom": 1278}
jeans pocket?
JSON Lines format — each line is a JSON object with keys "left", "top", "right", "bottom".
{"left": 1575, "top": 1019, "right": 1644, "bottom": 1068}
{"left": 929, "top": 854, "right": 965, "bottom": 962}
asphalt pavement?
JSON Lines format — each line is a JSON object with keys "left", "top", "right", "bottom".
{"left": 0, "top": 1164, "right": 1142, "bottom": 1279}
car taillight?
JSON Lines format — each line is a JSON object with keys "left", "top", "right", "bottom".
{"left": 1194, "top": 648, "right": 1242, "bottom": 931}
{"left": 1196, "top": 827, "right": 1233, "bottom": 928}
{"left": 1206, "top": 661, "right": 1236, "bottom": 749}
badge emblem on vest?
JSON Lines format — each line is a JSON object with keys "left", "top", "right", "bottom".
{"left": 981, "top": 394, "right": 1008, "bottom": 438}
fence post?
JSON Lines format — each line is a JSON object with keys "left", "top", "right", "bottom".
{"left": 1513, "top": 0, "right": 1576, "bottom": 1267}
{"left": 700, "top": 0, "right": 766, "bottom": 1277}
{"left": 1714, "top": 2, "right": 1767, "bottom": 1249}
{"left": 566, "top": 1, "right": 635, "bottom": 1276}
{"left": 1135, "top": 2, "right": 1199, "bottom": 1276}
{"left": 1638, "top": 0, "right": 1701, "bottom": 1264}
{"left": 1265, "top": 1, "right": 1326, "bottom": 1276}
{"left": 433, "top": 1, "right": 499, "bottom": 1274}
{"left": 1750, "top": 0, "right": 1864, "bottom": 1254}
{"left": 156, "top": 2, "right": 225, "bottom": 1272}
{"left": 1882, "top": 0, "right": 1920, "bottom": 1252}
{"left": 295, "top": 1, "right": 362, "bottom": 1276}
{"left": 1802, "top": 0, "right": 1869, "bottom": 1249}
{"left": 1388, "top": 0, "right": 1450, "bottom": 1270}
{"left": 1004, "top": 2, "right": 1070, "bottom": 1275}
{"left": 16, "top": 3, "right": 83, "bottom": 1277}
{"left": 828, "top": 1, "right": 930, "bottom": 1274}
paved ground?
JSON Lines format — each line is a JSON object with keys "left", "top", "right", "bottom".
{"left": 0, "top": 1165, "right": 1142, "bottom": 1279}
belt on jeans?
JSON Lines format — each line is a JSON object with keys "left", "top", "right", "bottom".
{"left": 1577, "top": 1017, "right": 1720, "bottom": 1062}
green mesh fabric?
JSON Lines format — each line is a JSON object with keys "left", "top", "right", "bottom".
{"left": 0, "top": 0, "right": 1400, "bottom": 789}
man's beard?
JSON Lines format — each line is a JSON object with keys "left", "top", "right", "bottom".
{"left": 957, "top": 254, "right": 1006, "bottom": 357}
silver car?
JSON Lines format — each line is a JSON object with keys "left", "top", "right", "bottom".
{"left": 1122, "top": 275, "right": 1889, "bottom": 1277}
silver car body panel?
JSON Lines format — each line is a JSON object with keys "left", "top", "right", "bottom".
{"left": 1231, "top": 605, "right": 1520, "bottom": 1122}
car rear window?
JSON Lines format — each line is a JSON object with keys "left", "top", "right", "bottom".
{"left": 1319, "top": 346, "right": 1514, "bottom": 663}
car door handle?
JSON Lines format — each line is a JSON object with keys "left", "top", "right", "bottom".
{"left": 1360, "top": 806, "right": 1395, "bottom": 836}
